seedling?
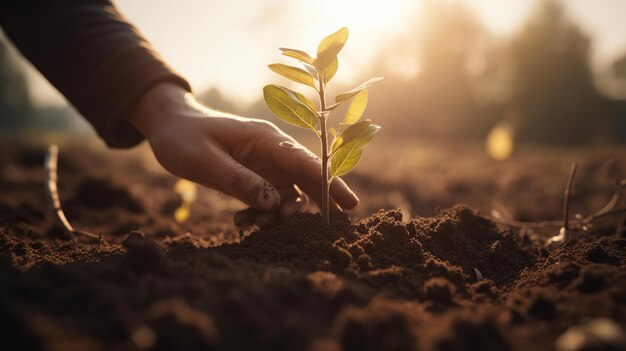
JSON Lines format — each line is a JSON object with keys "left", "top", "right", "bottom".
{"left": 263, "top": 27, "right": 382, "bottom": 225}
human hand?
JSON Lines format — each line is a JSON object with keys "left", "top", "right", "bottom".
{"left": 128, "top": 83, "right": 359, "bottom": 227}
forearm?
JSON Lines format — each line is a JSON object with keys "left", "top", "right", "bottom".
{"left": 0, "top": 0, "right": 191, "bottom": 147}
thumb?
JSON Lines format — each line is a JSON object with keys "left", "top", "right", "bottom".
{"left": 204, "top": 152, "right": 281, "bottom": 211}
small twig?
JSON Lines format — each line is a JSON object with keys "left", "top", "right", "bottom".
{"left": 583, "top": 179, "right": 626, "bottom": 225}
{"left": 45, "top": 145, "right": 108, "bottom": 245}
{"left": 95, "top": 233, "right": 104, "bottom": 252}
{"left": 493, "top": 165, "right": 626, "bottom": 243}
{"left": 562, "top": 163, "right": 578, "bottom": 236}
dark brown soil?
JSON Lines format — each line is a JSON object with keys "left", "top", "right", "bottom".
{"left": 0, "top": 141, "right": 625, "bottom": 351}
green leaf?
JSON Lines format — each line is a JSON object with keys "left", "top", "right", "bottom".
{"left": 329, "top": 127, "right": 336, "bottom": 139}
{"left": 335, "top": 77, "right": 384, "bottom": 103}
{"left": 331, "top": 148, "right": 362, "bottom": 177}
{"left": 324, "top": 57, "right": 338, "bottom": 84}
{"left": 315, "top": 27, "right": 349, "bottom": 72}
{"left": 330, "top": 124, "right": 380, "bottom": 176}
{"left": 331, "top": 120, "right": 371, "bottom": 153}
{"left": 279, "top": 48, "right": 315, "bottom": 65}
{"left": 292, "top": 90, "right": 318, "bottom": 114}
{"left": 330, "top": 124, "right": 379, "bottom": 177}
{"left": 268, "top": 64, "right": 315, "bottom": 88}
{"left": 342, "top": 89, "right": 368, "bottom": 126}
{"left": 263, "top": 84, "right": 318, "bottom": 131}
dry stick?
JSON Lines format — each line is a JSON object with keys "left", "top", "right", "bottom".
{"left": 583, "top": 179, "right": 626, "bottom": 225}
{"left": 493, "top": 172, "right": 626, "bottom": 233}
{"left": 45, "top": 145, "right": 108, "bottom": 245}
{"left": 562, "top": 162, "right": 578, "bottom": 238}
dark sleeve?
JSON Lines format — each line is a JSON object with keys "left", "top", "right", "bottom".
{"left": 0, "top": 0, "right": 191, "bottom": 148}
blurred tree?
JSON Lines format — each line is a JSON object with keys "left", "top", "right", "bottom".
{"left": 366, "top": 1, "right": 499, "bottom": 140}
{"left": 413, "top": 1, "right": 486, "bottom": 138}
{"left": 0, "top": 35, "right": 34, "bottom": 131}
{"left": 509, "top": 0, "right": 602, "bottom": 144}
{"left": 605, "top": 54, "right": 626, "bottom": 141}
{"left": 197, "top": 87, "right": 240, "bottom": 114}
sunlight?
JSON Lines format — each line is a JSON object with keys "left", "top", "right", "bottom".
{"left": 293, "top": 0, "right": 420, "bottom": 83}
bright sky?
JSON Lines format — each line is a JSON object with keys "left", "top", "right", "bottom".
{"left": 22, "top": 0, "right": 626, "bottom": 106}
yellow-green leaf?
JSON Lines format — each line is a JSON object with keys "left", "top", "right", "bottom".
{"left": 331, "top": 148, "right": 362, "bottom": 177}
{"left": 331, "top": 120, "right": 371, "bottom": 153}
{"left": 263, "top": 84, "right": 318, "bottom": 131}
{"left": 330, "top": 124, "right": 380, "bottom": 177}
{"left": 279, "top": 48, "right": 315, "bottom": 65}
{"left": 342, "top": 89, "right": 368, "bottom": 126}
{"left": 315, "top": 27, "right": 349, "bottom": 72}
{"left": 292, "top": 90, "right": 318, "bottom": 114}
{"left": 268, "top": 64, "right": 315, "bottom": 88}
{"left": 335, "top": 77, "right": 384, "bottom": 103}
{"left": 324, "top": 57, "right": 338, "bottom": 84}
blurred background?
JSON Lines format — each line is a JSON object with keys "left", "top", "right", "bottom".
{"left": 1, "top": 0, "right": 626, "bottom": 147}
{"left": 1, "top": 0, "right": 626, "bottom": 225}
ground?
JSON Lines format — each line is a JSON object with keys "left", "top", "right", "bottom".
{"left": 0, "top": 137, "right": 625, "bottom": 351}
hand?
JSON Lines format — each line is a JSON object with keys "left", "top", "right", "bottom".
{"left": 128, "top": 83, "right": 359, "bottom": 227}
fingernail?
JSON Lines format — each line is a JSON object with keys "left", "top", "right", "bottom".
{"left": 255, "top": 183, "right": 281, "bottom": 211}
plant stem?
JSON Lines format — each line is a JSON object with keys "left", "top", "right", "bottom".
{"left": 563, "top": 162, "right": 578, "bottom": 234}
{"left": 318, "top": 78, "right": 330, "bottom": 225}
{"left": 320, "top": 118, "right": 329, "bottom": 225}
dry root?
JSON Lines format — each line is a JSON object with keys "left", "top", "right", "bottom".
{"left": 45, "top": 145, "right": 108, "bottom": 246}
{"left": 492, "top": 161, "right": 626, "bottom": 249}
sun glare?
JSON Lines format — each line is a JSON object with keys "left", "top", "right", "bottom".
{"left": 292, "top": 0, "right": 419, "bottom": 83}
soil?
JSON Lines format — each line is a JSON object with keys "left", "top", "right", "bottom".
{"left": 0, "top": 140, "right": 625, "bottom": 351}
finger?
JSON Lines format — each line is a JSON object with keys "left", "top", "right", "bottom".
{"left": 255, "top": 211, "right": 276, "bottom": 228}
{"left": 300, "top": 192, "right": 312, "bottom": 212}
{"left": 330, "top": 177, "right": 359, "bottom": 210}
{"left": 276, "top": 184, "right": 301, "bottom": 202}
{"left": 272, "top": 142, "right": 357, "bottom": 210}
{"left": 234, "top": 207, "right": 258, "bottom": 228}
{"left": 209, "top": 152, "right": 281, "bottom": 211}
{"left": 275, "top": 184, "right": 302, "bottom": 219}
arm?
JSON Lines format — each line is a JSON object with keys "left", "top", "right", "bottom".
{"left": 0, "top": 0, "right": 190, "bottom": 147}
{"left": 0, "top": 1, "right": 359, "bottom": 224}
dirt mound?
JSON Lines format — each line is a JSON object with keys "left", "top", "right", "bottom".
{"left": 1, "top": 143, "right": 625, "bottom": 351}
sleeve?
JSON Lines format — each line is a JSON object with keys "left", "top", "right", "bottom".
{"left": 0, "top": 0, "right": 192, "bottom": 148}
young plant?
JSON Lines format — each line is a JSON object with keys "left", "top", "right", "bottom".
{"left": 263, "top": 27, "right": 382, "bottom": 225}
